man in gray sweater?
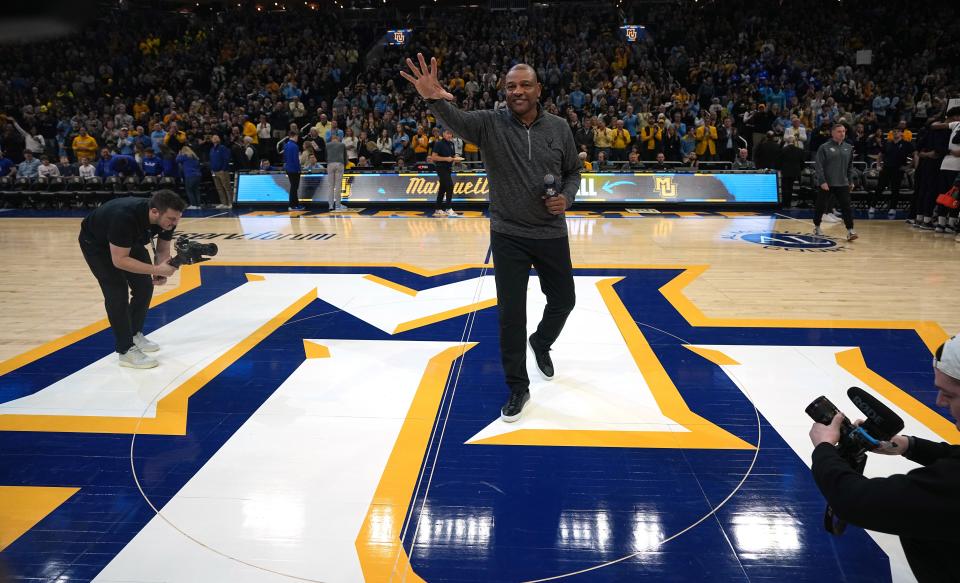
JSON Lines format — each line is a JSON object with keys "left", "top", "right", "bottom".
{"left": 325, "top": 135, "right": 347, "bottom": 211}
{"left": 402, "top": 53, "right": 580, "bottom": 422}
{"left": 814, "top": 123, "right": 858, "bottom": 240}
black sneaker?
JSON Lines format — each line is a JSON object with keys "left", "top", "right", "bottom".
{"left": 500, "top": 390, "right": 530, "bottom": 423}
{"left": 529, "top": 335, "right": 554, "bottom": 379}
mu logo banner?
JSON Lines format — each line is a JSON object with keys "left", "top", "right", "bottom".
{"left": 0, "top": 263, "right": 953, "bottom": 582}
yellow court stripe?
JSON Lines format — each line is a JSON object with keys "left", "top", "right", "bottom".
{"left": 356, "top": 343, "right": 476, "bottom": 582}
{"left": 0, "top": 289, "right": 317, "bottom": 435}
{"left": 0, "top": 264, "right": 202, "bottom": 378}
{"left": 363, "top": 274, "right": 418, "bottom": 297}
{"left": 684, "top": 345, "right": 741, "bottom": 366}
{"left": 836, "top": 348, "right": 960, "bottom": 444}
{"left": 717, "top": 211, "right": 761, "bottom": 217}
{"left": 660, "top": 265, "right": 949, "bottom": 354}
{"left": 303, "top": 340, "right": 331, "bottom": 359}
{"left": 394, "top": 299, "right": 498, "bottom": 335}
{"left": 0, "top": 486, "right": 79, "bottom": 552}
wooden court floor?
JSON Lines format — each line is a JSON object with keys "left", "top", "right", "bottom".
{"left": 1, "top": 210, "right": 958, "bottom": 363}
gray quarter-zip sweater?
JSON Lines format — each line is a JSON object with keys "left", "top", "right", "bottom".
{"left": 814, "top": 139, "right": 856, "bottom": 187}
{"left": 428, "top": 99, "right": 580, "bottom": 239}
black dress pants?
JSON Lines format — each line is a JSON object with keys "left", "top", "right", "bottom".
{"left": 870, "top": 168, "right": 903, "bottom": 210}
{"left": 80, "top": 239, "right": 154, "bottom": 354}
{"left": 287, "top": 172, "right": 301, "bottom": 207}
{"left": 435, "top": 167, "right": 453, "bottom": 210}
{"left": 814, "top": 186, "right": 854, "bottom": 229}
{"left": 490, "top": 231, "right": 576, "bottom": 395}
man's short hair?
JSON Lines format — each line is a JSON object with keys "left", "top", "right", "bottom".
{"left": 947, "top": 107, "right": 960, "bottom": 118}
{"left": 150, "top": 189, "right": 186, "bottom": 214}
{"left": 831, "top": 123, "right": 846, "bottom": 130}
{"left": 288, "top": 129, "right": 298, "bottom": 137}
{"left": 508, "top": 63, "right": 539, "bottom": 83}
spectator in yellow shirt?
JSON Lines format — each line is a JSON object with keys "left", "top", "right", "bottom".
{"left": 72, "top": 128, "right": 98, "bottom": 163}
{"left": 639, "top": 122, "right": 664, "bottom": 161}
{"left": 610, "top": 120, "right": 632, "bottom": 161}
{"left": 132, "top": 98, "right": 150, "bottom": 123}
{"left": 412, "top": 126, "right": 430, "bottom": 162}
{"left": 242, "top": 115, "right": 259, "bottom": 145}
{"left": 593, "top": 120, "right": 614, "bottom": 159}
{"left": 695, "top": 118, "right": 718, "bottom": 160}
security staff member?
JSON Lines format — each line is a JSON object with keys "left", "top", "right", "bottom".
{"left": 403, "top": 54, "right": 579, "bottom": 423}
{"left": 870, "top": 128, "right": 914, "bottom": 218}
{"left": 809, "top": 334, "right": 960, "bottom": 582}
{"left": 78, "top": 190, "right": 182, "bottom": 368}
{"left": 431, "top": 128, "right": 461, "bottom": 217}
{"left": 814, "top": 123, "right": 858, "bottom": 241}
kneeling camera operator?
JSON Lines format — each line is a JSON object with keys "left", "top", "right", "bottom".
{"left": 78, "top": 190, "right": 215, "bottom": 370}
{"left": 808, "top": 335, "right": 960, "bottom": 582}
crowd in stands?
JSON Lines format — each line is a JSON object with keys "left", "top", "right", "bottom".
{"left": 0, "top": 0, "right": 956, "bottom": 208}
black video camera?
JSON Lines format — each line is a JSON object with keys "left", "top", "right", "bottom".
{"left": 168, "top": 235, "right": 217, "bottom": 268}
{"left": 805, "top": 387, "right": 904, "bottom": 534}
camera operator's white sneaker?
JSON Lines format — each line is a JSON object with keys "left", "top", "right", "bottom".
{"left": 119, "top": 347, "right": 158, "bottom": 369}
{"left": 132, "top": 332, "right": 159, "bottom": 353}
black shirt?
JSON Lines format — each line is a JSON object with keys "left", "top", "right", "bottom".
{"left": 812, "top": 438, "right": 960, "bottom": 582}
{"left": 882, "top": 139, "right": 915, "bottom": 169}
{"left": 432, "top": 138, "right": 454, "bottom": 171}
{"left": 80, "top": 197, "right": 174, "bottom": 255}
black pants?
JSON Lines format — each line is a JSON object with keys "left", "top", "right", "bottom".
{"left": 814, "top": 186, "right": 854, "bottom": 229}
{"left": 781, "top": 175, "right": 798, "bottom": 208}
{"left": 490, "top": 231, "right": 576, "bottom": 395}
{"left": 435, "top": 166, "right": 453, "bottom": 210}
{"left": 870, "top": 168, "right": 903, "bottom": 210}
{"left": 287, "top": 172, "right": 301, "bottom": 207}
{"left": 80, "top": 239, "right": 154, "bottom": 354}
{"left": 918, "top": 161, "right": 941, "bottom": 218}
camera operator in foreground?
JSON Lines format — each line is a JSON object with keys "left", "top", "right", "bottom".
{"left": 809, "top": 334, "right": 960, "bottom": 582}
{"left": 78, "top": 190, "right": 183, "bottom": 369}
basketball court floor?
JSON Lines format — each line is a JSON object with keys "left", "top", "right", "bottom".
{"left": 1, "top": 206, "right": 959, "bottom": 583}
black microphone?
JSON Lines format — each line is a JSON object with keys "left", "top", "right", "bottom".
{"left": 847, "top": 386, "right": 904, "bottom": 443}
{"left": 544, "top": 173, "right": 558, "bottom": 197}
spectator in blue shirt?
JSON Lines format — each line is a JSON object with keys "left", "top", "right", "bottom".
{"left": 622, "top": 104, "right": 639, "bottom": 137}
{"left": 117, "top": 127, "right": 136, "bottom": 156}
{"left": 141, "top": 148, "right": 162, "bottom": 176}
{"left": 17, "top": 150, "right": 42, "bottom": 178}
{"left": 324, "top": 121, "right": 344, "bottom": 143}
{"left": 95, "top": 148, "right": 115, "bottom": 177}
{"left": 283, "top": 130, "right": 302, "bottom": 210}
{"left": 281, "top": 80, "right": 302, "bottom": 101}
{"left": 0, "top": 150, "right": 14, "bottom": 177}
{"left": 134, "top": 126, "right": 151, "bottom": 152}
{"left": 150, "top": 123, "right": 166, "bottom": 153}
{"left": 161, "top": 151, "right": 178, "bottom": 178}
{"left": 108, "top": 154, "right": 143, "bottom": 178}
{"left": 176, "top": 146, "right": 203, "bottom": 208}
{"left": 569, "top": 85, "right": 586, "bottom": 111}
{"left": 208, "top": 135, "right": 232, "bottom": 208}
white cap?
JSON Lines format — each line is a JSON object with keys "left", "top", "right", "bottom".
{"left": 935, "top": 335, "right": 960, "bottom": 381}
